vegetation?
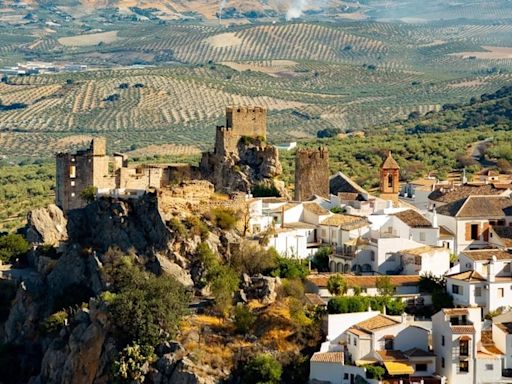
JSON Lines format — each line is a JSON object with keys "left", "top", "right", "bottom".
{"left": 419, "top": 274, "right": 454, "bottom": 312}
{"left": 40, "top": 310, "right": 68, "bottom": 335}
{"left": 327, "top": 274, "right": 347, "bottom": 296}
{"left": 311, "top": 246, "right": 331, "bottom": 272}
{"left": 112, "top": 343, "right": 156, "bottom": 384}
{"left": 210, "top": 208, "right": 238, "bottom": 231}
{"left": 270, "top": 257, "right": 309, "bottom": 280}
{"left": 376, "top": 276, "right": 396, "bottom": 297}
{"left": 233, "top": 304, "right": 257, "bottom": 334}
{"left": 243, "top": 353, "right": 282, "bottom": 384}
{"left": 230, "top": 242, "right": 279, "bottom": 276}
{"left": 327, "top": 296, "right": 405, "bottom": 315}
{"left": 103, "top": 254, "right": 190, "bottom": 346}
{"left": 0, "top": 233, "right": 30, "bottom": 263}
{"left": 365, "top": 365, "right": 386, "bottom": 380}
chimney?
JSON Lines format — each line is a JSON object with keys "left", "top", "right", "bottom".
{"left": 432, "top": 208, "right": 438, "bottom": 229}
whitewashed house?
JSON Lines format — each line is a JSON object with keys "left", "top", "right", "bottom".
{"left": 436, "top": 195, "right": 512, "bottom": 254}
{"left": 432, "top": 307, "right": 503, "bottom": 384}
{"left": 446, "top": 249, "right": 512, "bottom": 315}
{"left": 492, "top": 311, "right": 512, "bottom": 371}
{"left": 398, "top": 245, "right": 451, "bottom": 277}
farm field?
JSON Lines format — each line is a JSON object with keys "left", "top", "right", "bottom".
{"left": 0, "top": 1, "right": 511, "bottom": 162}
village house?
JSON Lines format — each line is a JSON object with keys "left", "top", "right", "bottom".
{"left": 492, "top": 311, "right": 512, "bottom": 372}
{"left": 445, "top": 249, "right": 512, "bottom": 315}
{"left": 432, "top": 307, "right": 503, "bottom": 384}
{"left": 436, "top": 195, "right": 512, "bottom": 254}
{"left": 310, "top": 310, "right": 443, "bottom": 384}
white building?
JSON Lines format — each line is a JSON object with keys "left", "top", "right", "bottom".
{"left": 446, "top": 249, "right": 512, "bottom": 315}
{"left": 432, "top": 307, "right": 503, "bottom": 384}
{"left": 436, "top": 195, "right": 512, "bottom": 254}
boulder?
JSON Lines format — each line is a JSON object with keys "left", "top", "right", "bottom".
{"left": 156, "top": 254, "right": 194, "bottom": 288}
{"left": 241, "top": 274, "right": 281, "bottom": 304}
{"left": 26, "top": 205, "right": 68, "bottom": 246}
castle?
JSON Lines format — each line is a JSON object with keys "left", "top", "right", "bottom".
{"left": 56, "top": 106, "right": 277, "bottom": 211}
{"left": 214, "top": 106, "right": 267, "bottom": 156}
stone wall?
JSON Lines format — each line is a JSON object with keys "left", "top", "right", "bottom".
{"left": 294, "top": 147, "right": 330, "bottom": 201}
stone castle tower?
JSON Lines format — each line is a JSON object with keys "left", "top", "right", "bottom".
{"left": 294, "top": 147, "right": 330, "bottom": 201}
{"left": 214, "top": 106, "right": 267, "bottom": 156}
{"left": 380, "top": 151, "right": 400, "bottom": 202}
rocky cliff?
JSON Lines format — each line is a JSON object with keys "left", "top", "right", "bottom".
{"left": 3, "top": 194, "right": 236, "bottom": 384}
{"left": 200, "top": 137, "right": 288, "bottom": 197}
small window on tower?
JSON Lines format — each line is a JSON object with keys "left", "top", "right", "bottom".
{"left": 388, "top": 173, "right": 393, "bottom": 188}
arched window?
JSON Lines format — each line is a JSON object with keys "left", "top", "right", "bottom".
{"left": 337, "top": 263, "right": 344, "bottom": 273}
{"left": 329, "top": 261, "right": 336, "bottom": 272}
{"left": 388, "top": 173, "right": 393, "bottom": 188}
{"left": 343, "top": 264, "right": 350, "bottom": 273}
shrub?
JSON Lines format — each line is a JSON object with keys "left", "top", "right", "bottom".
{"left": 80, "top": 185, "right": 97, "bottom": 203}
{"left": 185, "top": 215, "right": 209, "bottom": 240}
{"left": 317, "top": 128, "right": 342, "bottom": 138}
{"left": 280, "top": 278, "right": 304, "bottom": 299}
{"left": 230, "top": 242, "right": 278, "bottom": 276}
{"left": 252, "top": 183, "right": 280, "bottom": 197}
{"left": 210, "top": 207, "right": 238, "bottom": 230}
{"left": 365, "top": 365, "right": 385, "bottom": 380}
{"left": 271, "top": 257, "right": 308, "bottom": 279}
{"left": 0, "top": 234, "right": 30, "bottom": 264}
{"left": 112, "top": 343, "right": 156, "bottom": 384}
{"left": 233, "top": 304, "right": 256, "bottom": 334}
{"left": 330, "top": 206, "right": 346, "bottom": 214}
{"left": 243, "top": 353, "right": 282, "bottom": 384}
{"left": 40, "top": 310, "right": 68, "bottom": 334}
{"left": 168, "top": 218, "right": 187, "bottom": 237}
{"left": 208, "top": 264, "right": 239, "bottom": 317}
{"left": 327, "top": 274, "right": 347, "bottom": 296}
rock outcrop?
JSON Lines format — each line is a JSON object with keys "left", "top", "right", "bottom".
{"left": 26, "top": 204, "right": 68, "bottom": 246}
{"left": 200, "top": 138, "right": 288, "bottom": 197}
{"left": 240, "top": 274, "right": 281, "bottom": 304}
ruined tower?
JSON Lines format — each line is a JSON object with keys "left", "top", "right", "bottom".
{"left": 214, "top": 106, "right": 267, "bottom": 156}
{"left": 380, "top": 151, "right": 400, "bottom": 202}
{"left": 294, "top": 147, "right": 330, "bottom": 201}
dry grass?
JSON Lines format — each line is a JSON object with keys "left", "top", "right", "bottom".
{"left": 58, "top": 31, "right": 119, "bottom": 47}
{"left": 451, "top": 46, "right": 512, "bottom": 59}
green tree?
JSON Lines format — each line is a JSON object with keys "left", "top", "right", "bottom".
{"left": 210, "top": 207, "right": 238, "bottom": 230}
{"left": 233, "top": 304, "right": 256, "bottom": 334}
{"left": 365, "top": 365, "right": 385, "bottom": 380}
{"left": 271, "top": 257, "right": 308, "bottom": 279}
{"left": 312, "top": 246, "right": 331, "bottom": 272}
{"left": 244, "top": 353, "right": 282, "bottom": 384}
{"left": 0, "top": 234, "right": 30, "bottom": 263}
{"left": 230, "top": 242, "right": 278, "bottom": 276}
{"left": 80, "top": 185, "right": 97, "bottom": 203}
{"left": 327, "top": 274, "right": 347, "bottom": 296}
{"left": 209, "top": 264, "right": 239, "bottom": 317}
{"left": 376, "top": 276, "right": 395, "bottom": 296}
{"left": 107, "top": 256, "right": 190, "bottom": 346}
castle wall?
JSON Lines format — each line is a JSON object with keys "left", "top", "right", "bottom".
{"left": 294, "top": 147, "right": 330, "bottom": 201}
{"left": 215, "top": 107, "right": 268, "bottom": 156}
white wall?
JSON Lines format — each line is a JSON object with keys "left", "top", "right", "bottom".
{"left": 310, "top": 362, "right": 368, "bottom": 384}
{"left": 475, "top": 357, "right": 502, "bottom": 384}
{"left": 492, "top": 323, "right": 511, "bottom": 369}
{"left": 394, "top": 326, "right": 429, "bottom": 352}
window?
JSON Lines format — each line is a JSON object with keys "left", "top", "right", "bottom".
{"left": 471, "top": 224, "right": 479, "bottom": 240}
{"left": 354, "top": 338, "right": 357, "bottom": 346}
{"left": 344, "top": 373, "right": 349, "bottom": 380}
{"left": 69, "top": 165, "right": 76, "bottom": 179}
{"left": 466, "top": 263, "right": 472, "bottom": 268}
{"left": 498, "top": 220, "right": 506, "bottom": 226}
{"left": 459, "top": 360, "right": 469, "bottom": 373}
{"left": 460, "top": 340, "right": 469, "bottom": 356}
{"left": 70, "top": 180, "right": 75, "bottom": 187}
{"left": 370, "top": 251, "right": 375, "bottom": 262}
{"left": 441, "top": 336, "right": 445, "bottom": 346}
{"left": 71, "top": 192, "right": 75, "bottom": 197}
{"left": 414, "top": 256, "right": 422, "bottom": 265}
{"left": 452, "top": 285, "right": 462, "bottom": 295}
{"left": 475, "top": 287, "right": 482, "bottom": 297}
{"left": 485, "top": 364, "right": 493, "bottom": 371}
{"left": 498, "top": 288, "right": 505, "bottom": 298}
{"left": 347, "top": 335, "right": 351, "bottom": 344}
{"left": 384, "top": 338, "right": 394, "bottom": 350}
{"left": 420, "top": 232, "right": 426, "bottom": 242}
{"left": 415, "top": 363, "right": 427, "bottom": 372}
{"left": 441, "top": 357, "right": 445, "bottom": 368}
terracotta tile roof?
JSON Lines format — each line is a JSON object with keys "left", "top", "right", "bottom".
{"left": 437, "top": 195, "right": 512, "bottom": 217}
{"left": 348, "top": 327, "right": 371, "bottom": 337}
{"left": 410, "top": 178, "right": 437, "bottom": 187}
{"left": 281, "top": 202, "right": 300, "bottom": 212}
{"left": 496, "top": 322, "right": 512, "bottom": 334}
{"left": 306, "top": 274, "right": 421, "bottom": 289}
{"left": 355, "top": 314, "right": 401, "bottom": 332}
{"left": 400, "top": 245, "right": 442, "bottom": 256}
{"left": 429, "top": 184, "right": 506, "bottom": 204}
{"left": 303, "top": 202, "right": 330, "bottom": 216}
{"left": 376, "top": 350, "right": 408, "bottom": 361}
{"left": 404, "top": 348, "right": 435, "bottom": 357}
{"left": 446, "top": 270, "right": 487, "bottom": 282}
{"left": 330, "top": 172, "right": 367, "bottom": 195}
{"left": 305, "top": 293, "right": 325, "bottom": 306}
{"left": 451, "top": 325, "right": 475, "bottom": 334}
{"left": 442, "top": 308, "right": 469, "bottom": 315}
{"left": 460, "top": 249, "right": 512, "bottom": 261}
{"left": 320, "top": 214, "right": 368, "bottom": 230}
{"left": 339, "top": 192, "right": 359, "bottom": 201}
{"left": 310, "top": 352, "right": 344, "bottom": 363}
{"left": 392, "top": 210, "right": 432, "bottom": 228}
{"left": 381, "top": 152, "right": 400, "bottom": 170}
{"left": 282, "top": 222, "right": 317, "bottom": 230}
